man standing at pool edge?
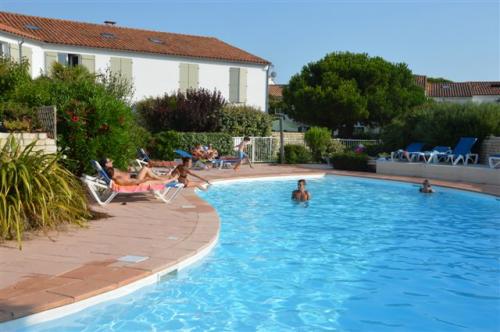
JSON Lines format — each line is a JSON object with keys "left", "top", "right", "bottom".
{"left": 292, "top": 179, "right": 311, "bottom": 201}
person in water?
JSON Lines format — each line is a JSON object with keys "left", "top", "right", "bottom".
{"left": 292, "top": 179, "right": 311, "bottom": 201}
{"left": 419, "top": 179, "right": 435, "bottom": 193}
{"left": 171, "top": 157, "right": 211, "bottom": 190}
{"left": 100, "top": 158, "right": 177, "bottom": 186}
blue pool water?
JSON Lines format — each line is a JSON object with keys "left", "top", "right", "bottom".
{"left": 29, "top": 176, "right": 499, "bottom": 331}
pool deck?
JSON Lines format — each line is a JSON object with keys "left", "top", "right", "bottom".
{"left": 0, "top": 164, "right": 498, "bottom": 326}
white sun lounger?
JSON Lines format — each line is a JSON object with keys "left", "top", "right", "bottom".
{"left": 489, "top": 154, "right": 500, "bottom": 168}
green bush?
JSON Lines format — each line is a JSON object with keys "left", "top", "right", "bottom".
{"left": 325, "top": 139, "right": 346, "bottom": 156}
{"left": 0, "top": 136, "right": 90, "bottom": 247}
{"left": 284, "top": 144, "right": 312, "bottom": 164}
{"left": 364, "top": 143, "right": 389, "bottom": 157}
{"left": 220, "top": 105, "right": 272, "bottom": 136}
{"left": 148, "top": 130, "right": 181, "bottom": 161}
{"left": 136, "top": 89, "right": 226, "bottom": 133}
{"left": 10, "top": 64, "right": 138, "bottom": 175}
{"left": 304, "top": 127, "right": 332, "bottom": 161}
{"left": 148, "top": 131, "right": 233, "bottom": 161}
{"left": 0, "top": 58, "right": 31, "bottom": 103}
{"left": 331, "top": 152, "right": 369, "bottom": 171}
{"left": 382, "top": 102, "right": 500, "bottom": 151}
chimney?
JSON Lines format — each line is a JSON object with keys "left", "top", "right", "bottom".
{"left": 104, "top": 21, "right": 116, "bottom": 26}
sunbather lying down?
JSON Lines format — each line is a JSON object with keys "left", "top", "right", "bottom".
{"left": 100, "top": 158, "right": 177, "bottom": 186}
{"left": 171, "top": 157, "right": 211, "bottom": 190}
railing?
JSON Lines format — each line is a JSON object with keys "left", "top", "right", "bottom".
{"left": 232, "top": 137, "right": 278, "bottom": 163}
{"left": 36, "top": 106, "right": 57, "bottom": 140}
{"left": 333, "top": 138, "right": 380, "bottom": 150}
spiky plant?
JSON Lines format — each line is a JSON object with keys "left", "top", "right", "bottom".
{"left": 0, "top": 135, "right": 90, "bottom": 248}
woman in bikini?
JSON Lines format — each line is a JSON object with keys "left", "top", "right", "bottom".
{"left": 100, "top": 158, "right": 177, "bottom": 186}
{"left": 172, "top": 157, "right": 211, "bottom": 190}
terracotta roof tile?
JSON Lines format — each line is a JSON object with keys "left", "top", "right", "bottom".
{"left": 413, "top": 75, "right": 427, "bottom": 90}
{"left": 468, "top": 82, "right": 500, "bottom": 95}
{"left": 269, "top": 84, "right": 285, "bottom": 98}
{"left": 0, "top": 11, "right": 269, "bottom": 65}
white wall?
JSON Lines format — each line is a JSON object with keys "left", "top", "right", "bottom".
{"left": 0, "top": 32, "right": 269, "bottom": 111}
{"left": 431, "top": 96, "right": 472, "bottom": 104}
{"left": 471, "top": 95, "right": 500, "bottom": 104}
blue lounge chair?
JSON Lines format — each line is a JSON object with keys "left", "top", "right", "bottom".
{"left": 81, "top": 160, "right": 183, "bottom": 206}
{"left": 175, "top": 149, "right": 192, "bottom": 158}
{"left": 391, "top": 142, "right": 425, "bottom": 161}
{"left": 436, "top": 137, "right": 478, "bottom": 165}
{"left": 409, "top": 146, "right": 451, "bottom": 163}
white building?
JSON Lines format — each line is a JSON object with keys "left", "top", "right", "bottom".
{"left": 0, "top": 11, "right": 270, "bottom": 111}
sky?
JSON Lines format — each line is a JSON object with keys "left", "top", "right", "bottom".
{"left": 1, "top": 0, "right": 499, "bottom": 84}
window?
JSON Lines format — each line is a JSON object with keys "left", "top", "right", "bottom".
{"left": 148, "top": 37, "right": 164, "bottom": 44}
{"left": 57, "top": 53, "right": 81, "bottom": 67}
{"left": 101, "top": 32, "right": 116, "bottom": 39}
{"left": 229, "top": 67, "right": 247, "bottom": 103}
{"left": 0, "top": 42, "right": 10, "bottom": 58}
{"left": 24, "top": 24, "right": 41, "bottom": 31}
{"left": 68, "top": 54, "right": 80, "bottom": 67}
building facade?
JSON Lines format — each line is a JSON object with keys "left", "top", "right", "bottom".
{"left": 0, "top": 12, "right": 270, "bottom": 110}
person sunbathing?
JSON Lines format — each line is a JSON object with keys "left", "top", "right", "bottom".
{"left": 171, "top": 157, "right": 211, "bottom": 190}
{"left": 100, "top": 158, "right": 177, "bottom": 186}
{"left": 292, "top": 179, "right": 311, "bottom": 201}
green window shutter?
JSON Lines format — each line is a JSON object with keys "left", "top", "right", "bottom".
{"left": 110, "top": 57, "right": 121, "bottom": 75}
{"left": 45, "top": 51, "right": 57, "bottom": 74}
{"left": 9, "top": 43, "right": 19, "bottom": 63}
{"left": 179, "top": 63, "right": 189, "bottom": 93}
{"left": 120, "top": 58, "right": 133, "bottom": 82}
{"left": 188, "top": 64, "right": 199, "bottom": 89}
{"left": 229, "top": 67, "right": 240, "bottom": 103}
{"left": 21, "top": 46, "right": 32, "bottom": 75}
{"left": 239, "top": 68, "right": 247, "bottom": 103}
{"left": 81, "top": 54, "right": 95, "bottom": 73}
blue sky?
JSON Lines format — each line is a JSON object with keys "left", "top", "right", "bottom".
{"left": 1, "top": 0, "right": 499, "bottom": 83}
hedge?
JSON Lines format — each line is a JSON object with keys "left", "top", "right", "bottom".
{"left": 382, "top": 102, "right": 500, "bottom": 151}
{"left": 331, "top": 152, "right": 369, "bottom": 171}
{"left": 220, "top": 105, "right": 272, "bottom": 137}
{"left": 148, "top": 131, "right": 233, "bottom": 161}
{"left": 284, "top": 144, "right": 312, "bottom": 164}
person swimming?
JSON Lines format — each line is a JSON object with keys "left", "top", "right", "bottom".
{"left": 419, "top": 179, "right": 435, "bottom": 193}
{"left": 292, "top": 179, "right": 311, "bottom": 201}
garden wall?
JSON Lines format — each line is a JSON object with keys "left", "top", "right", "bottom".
{"left": 272, "top": 132, "right": 305, "bottom": 146}
{"left": 480, "top": 136, "right": 500, "bottom": 164}
{"left": 0, "top": 133, "right": 57, "bottom": 154}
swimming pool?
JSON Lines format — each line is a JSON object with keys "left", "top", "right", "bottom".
{"left": 29, "top": 176, "right": 499, "bottom": 331}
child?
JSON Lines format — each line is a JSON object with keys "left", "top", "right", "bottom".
{"left": 233, "top": 136, "right": 253, "bottom": 171}
{"left": 172, "top": 157, "right": 211, "bottom": 190}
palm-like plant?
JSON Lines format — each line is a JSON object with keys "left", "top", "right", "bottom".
{"left": 0, "top": 136, "right": 90, "bottom": 248}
